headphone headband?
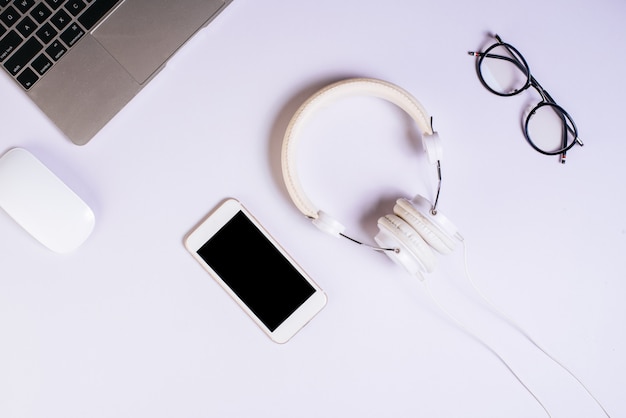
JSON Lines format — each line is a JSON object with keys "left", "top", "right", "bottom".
{"left": 282, "top": 77, "right": 438, "bottom": 221}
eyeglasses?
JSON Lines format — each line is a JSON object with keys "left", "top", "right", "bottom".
{"left": 468, "top": 34, "right": 583, "bottom": 164}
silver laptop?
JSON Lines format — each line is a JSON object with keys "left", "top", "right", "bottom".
{"left": 0, "top": 0, "right": 233, "bottom": 145}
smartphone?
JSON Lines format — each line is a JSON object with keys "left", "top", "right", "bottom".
{"left": 185, "top": 199, "right": 327, "bottom": 343}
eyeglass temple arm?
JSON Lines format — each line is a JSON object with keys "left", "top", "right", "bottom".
{"left": 467, "top": 50, "right": 528, "bottom": 75}
{"left": 468, "top": 35, "right": 527, "bottom": 71}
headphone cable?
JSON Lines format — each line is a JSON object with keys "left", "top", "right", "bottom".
{"left": 459, "top": 240, "right": 612, "bottom": 418}
{"left": 422, "top": 279, "right": 552, "bottom": 417}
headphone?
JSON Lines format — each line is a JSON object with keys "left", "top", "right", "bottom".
{"left": 281, "top": 77, "right": 463, "bottom": 279}
{"left": 280, "top": 78, "right": 614, "bottom": 417}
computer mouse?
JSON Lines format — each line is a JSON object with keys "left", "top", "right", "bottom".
{"left": 0, "top": 148, "right": 95, "bottom": 253}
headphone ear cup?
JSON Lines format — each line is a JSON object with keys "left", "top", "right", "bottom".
{"left": 375, "top": 214, "right": 437, "bottom": 275}
{"left": 394, "top": 198, "right": 456, "bottom": 254}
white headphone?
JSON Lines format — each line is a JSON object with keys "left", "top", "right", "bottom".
{"left": 281, "top": 78, "right": 613, "bottom": 417}
{"left": 281, "top": 77, "right": 462, "bottom": 279}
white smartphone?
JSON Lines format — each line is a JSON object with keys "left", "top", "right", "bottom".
{"left": 185, "top": 198, "right": 327, "bottom": 343}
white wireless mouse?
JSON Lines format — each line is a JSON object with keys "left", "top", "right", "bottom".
{"left": 0, "top": 148, "right": 95, "bottom": 253}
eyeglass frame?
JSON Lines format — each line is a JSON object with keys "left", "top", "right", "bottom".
{"left": 468, "top": 34, "right": 584, "bottom": 163}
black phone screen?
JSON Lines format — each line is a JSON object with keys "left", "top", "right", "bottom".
{"left": 197, "top": 211, "right": 315, "bottom": 331}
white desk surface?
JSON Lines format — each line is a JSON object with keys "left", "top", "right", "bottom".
{"left": 1, "top": 1, "right": 624, "bottom": 417}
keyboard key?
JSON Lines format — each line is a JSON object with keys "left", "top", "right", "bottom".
{"left": 16, "top": 66, "right": 37, "bottom": 89}
{"left": 50, "top": 9, "right": 71, "bottom": 30}
{"left": 16, "top": 15, "right": 35, "bottom": 37}
{"left": 60, "top": 22, "right": 83, "bottom": 47}
{"left": 0, "top": 0, "right": 11, "bottom": 6}
{"left": 45, "top": 39, "right": 65, "bottom": 60}
{"left": 35, "top": 22, "right": 57, "bottom": 44}
{"left": 65, "top": 0, "right": 86, "bottom": 17}
{"left": 13, "top": 0, "right": 36, "bottom": 14}
{"left": 44, "top": 0, "right": 64, "bottom": 10}
{"left": 31, "top": 52, "right": 51, "bottom": 75}
{"left": 4, "top": 35, "right": 41, "bottom": 75}
{"left": 0, "top": 29, "right": 22, "bottom": 61}
{"left": 30, "top": 3, "right": 52, "bottom": 24}
{"left": 78, "top": 0, "right": 119, "bottom": 30}
{"left": 0, "top": 6, "right": 20, "bottom": 28}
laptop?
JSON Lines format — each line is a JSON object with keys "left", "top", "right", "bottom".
{"left": 0, "top": 0, "right": 234, "bottom": 145}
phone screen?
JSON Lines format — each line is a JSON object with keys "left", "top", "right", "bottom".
{"left": 196, "top": 210, "right": 316, "bottom": 332}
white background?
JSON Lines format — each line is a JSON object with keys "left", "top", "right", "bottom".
{"left": 1, "top": 1, "right": 624, "bottom": 417}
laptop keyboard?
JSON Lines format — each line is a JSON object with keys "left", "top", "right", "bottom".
{"left": 0, "top": 0, "right": 121, "bottom": 90}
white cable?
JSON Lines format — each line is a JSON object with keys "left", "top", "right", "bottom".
{"left": 421, "top": 279, "right": 552, "bottom": 417}
{"left": 460, "top": 239, "right": 612, "bottom": 418}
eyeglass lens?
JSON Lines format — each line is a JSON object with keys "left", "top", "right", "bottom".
{"left": 525, "top": 103, "right": 578, "bottom": 155}
{"left": 478, "top": 44, "right": 529, "bottom": 96}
